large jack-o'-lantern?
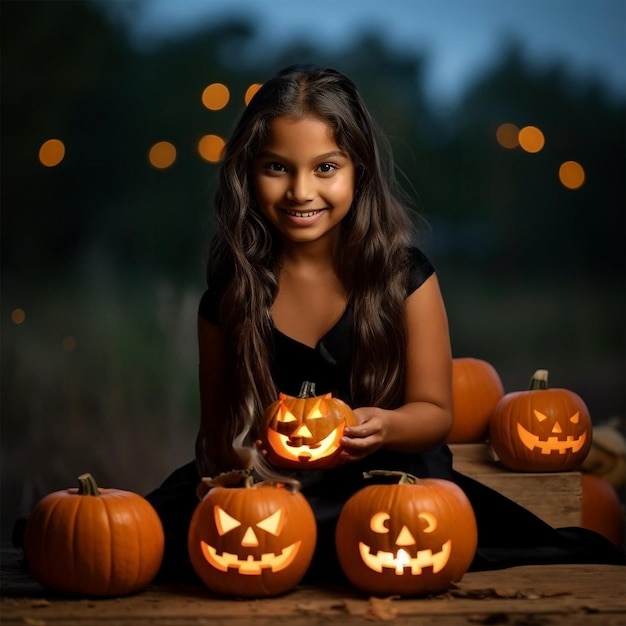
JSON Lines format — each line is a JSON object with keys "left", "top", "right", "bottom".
{"left": 261, "top": 381, "right": 358, "bottom": 470}
{"left": 188, "top": 470, "right": 316, "bottom": 597}
{"left": 335, "top": 471, "right": 478, "bottom": 596}
{"left": 489, "top": 369, "right": 592, "bottom": 472}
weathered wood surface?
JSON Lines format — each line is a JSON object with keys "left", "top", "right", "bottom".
{"left": 2, "top": 547, "right": 624, "bottom": 625}
{"left": 450, "top": 443, "right": 583, "bottom": 528}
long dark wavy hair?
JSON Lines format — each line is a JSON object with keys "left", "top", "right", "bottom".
{"left": 196, "top": 64, "right": 419, "bottom": 476}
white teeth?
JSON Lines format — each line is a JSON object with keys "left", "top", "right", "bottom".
{"left": 284, "top": 209, "right": 322, "bottom": 218}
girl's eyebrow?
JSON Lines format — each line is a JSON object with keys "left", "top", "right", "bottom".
{"left": 256, "top": 150, "right": 349, "bottom": 161}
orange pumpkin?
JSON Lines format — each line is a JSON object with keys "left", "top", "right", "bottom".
{"left": 581, "top": 473, "right": 625, "bottom": 549}
{"left": 23, "top": 473, "right": 164, "bottom": 596}
{"left": 448, "top": 357, "right": 505, "bottom": 443}
{"left": 261, "top": 381, "right": 358, "bottom": 470}
{"left": 489, "top": 369, "right": 592, "bottom": 472}
{"left": 188, "top": 470, "right": 316, "bottom": 597}
{"left": 335, "top": 471, "right": 477, "bottom": 596}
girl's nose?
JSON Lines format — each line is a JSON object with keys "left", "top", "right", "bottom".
{"left": 287, "top": 173, "right": 314, "bottom": 203}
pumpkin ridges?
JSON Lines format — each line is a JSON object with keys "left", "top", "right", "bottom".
{"left": 24, "top": 476, "right": 164, "bottom": 597}
{"left": 448, "top": 358, "right": 504, "bottom": 443}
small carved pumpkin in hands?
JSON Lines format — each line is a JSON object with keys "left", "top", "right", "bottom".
{"left": 335, "top": 471, "right": 478, "bottom": 596}
{"left": 489, "top": 369, "right": 592, "bottom": 472}
{"left": 261, "top": 381, "right": 358, "bottom": 470}
{"left": 188, "top": 470, "right": 316, "bottom": 597}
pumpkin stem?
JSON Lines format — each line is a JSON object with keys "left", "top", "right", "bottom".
{"left": 298, "top": 381, "right": 317, "bottom": 398}
{"left": 77, "top": 473, "right": 101, "bottom": 496}
{"left": 529, "top": 369, "right": 549, "bottom": 390}
{"left": 363, "top": 470, "right": 418, "bottom": 485}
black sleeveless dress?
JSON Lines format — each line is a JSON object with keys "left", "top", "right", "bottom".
{"left": 146, "top": 248, "right": 624, "bottom": 583}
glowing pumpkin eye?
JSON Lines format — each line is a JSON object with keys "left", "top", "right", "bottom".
{"left": 278, "top": 408, "right": 297, "bottom": 423}
{"left": 570, "top": 412, "right": 580, "bottom": 424}
{"left": 256, "top": 508, "right": 284, "bottom": 536}
{"left": 370, "top": 512, "right": 390, "bottom": 533}
{"left": 418, "top": 512, "right": 437, "bottom": 533}
{"left": 307, "top": 399, "right": 325, "bottom": 419}
{"left": 214, "top": 506, "right": 241, "bottom": 535}
{"left": 533, "top": 410, "right": 548, "bottom": 422}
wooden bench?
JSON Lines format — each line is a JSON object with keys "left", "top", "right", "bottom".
{"left": 450, "top": 443, "right": 582, "bottom": 528}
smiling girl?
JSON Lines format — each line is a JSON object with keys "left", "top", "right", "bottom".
{"left": 146, "top": 64, "right": 623, "bottom": 582}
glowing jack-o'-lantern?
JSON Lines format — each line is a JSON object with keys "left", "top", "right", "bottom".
{"left": 335, "top": 471, "right": 478, "bottom": 596}
{"left": 188, "top": 470, "right": 316, "bottom": 597}
{"left": 489, "top": 369, "right": 592, "bottom": 472}
{"left": 261, "top": 381, "right": 358, "bottom": 470}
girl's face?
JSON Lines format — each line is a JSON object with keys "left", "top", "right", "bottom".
{"left": 252, "top": 116, "right": 356, "bottom": 248}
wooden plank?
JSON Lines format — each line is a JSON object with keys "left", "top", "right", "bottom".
{"left": 450, "top": 443, "right": 582, "bottom": 528}
{"left": 2, "top": 546, "right": 624, "bottom": 626}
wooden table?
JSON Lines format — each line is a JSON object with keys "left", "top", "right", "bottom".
{"left": 2, "top": 547, "right": 624, "bottom": 625}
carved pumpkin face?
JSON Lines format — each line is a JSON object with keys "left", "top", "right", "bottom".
{"left": 489, "top": 369, "right": 592, "bottom": 472}
{"left": 262, "top": 381, "right": 357, "bottom": 469}
{"left": 335, "top": 473, "right": 478, "bottom": 596}
{"left": 188, "top": 477, "right": 316, "bottom": 597}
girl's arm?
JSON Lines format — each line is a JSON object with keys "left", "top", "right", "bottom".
{"left": 340, "top": 273, "right": 453, "bottom": 459}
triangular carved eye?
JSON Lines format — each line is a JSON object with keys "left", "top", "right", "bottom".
{"left": 214, "top": 506, "right": 241, "bottom": 535}
{"left": 307, "top": 399, "right": 325, "bottom": 419}
{"left": 570, "top": 412, "right": 580, "bottom": 424}
{"left": 278, "top": 407, "right": 297, "bottom": 423}
{"left": 533, "top": 410, "right": 548, "bottom": 422}
{"left": 257, "top": 508, "right": 284, "bottom": 536}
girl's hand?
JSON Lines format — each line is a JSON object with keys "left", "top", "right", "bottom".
{"left": 340, "top": 407, "right": 388, "bottom": 461}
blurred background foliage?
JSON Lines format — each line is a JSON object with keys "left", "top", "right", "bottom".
{"left": 1, "top": 0, "right": 624, "bottom": 540}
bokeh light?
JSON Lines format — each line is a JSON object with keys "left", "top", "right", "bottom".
{"left": 148, "top": 141, "right": 177, "bottom": 169}
{"left": 518, "top": 126, "right": 545, "bottom": 153}
{"left": 496, "top": 123, "right": 520, "bottom": 149}
{"left": 11, "top": 308, "right": 25, "bottom": 325}
{"left": 202, "top": 83, "right": 230, "bottom": 110}
{"left": 244, "top": 83, "right": 262, "bottom": 105}
{"left": 559, "top": 160, "right": 585, "bottom": 190}
{"left": 198, "top": 134, "right": 226, "bottom": 163}
{"left": 39, "top": 139, "right": 65, "bottom": 167}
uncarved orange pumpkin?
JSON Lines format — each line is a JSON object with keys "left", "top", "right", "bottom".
{"left": 261, "top": 381, "right": 358, "bottom": 470}
{"left": 188, "top": 471, "right": 316, "bottom": 597}
{"left": 489, "top": 369, "right": 592, "bottom": 472}
{"left": 335, "top": 471, "right": 477, "bottom": 596}
{"left": 448, "top": 357, "right": 505, "bottom": 443}
{"left": 23, "top": 473, "right": 164, "bottom": 596}
{"left": 581, "top": 473, "right": 625, "bottom": 549}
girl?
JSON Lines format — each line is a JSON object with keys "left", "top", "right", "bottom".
{"left": 146, "top": 64, "right": 623, "bottom": 582}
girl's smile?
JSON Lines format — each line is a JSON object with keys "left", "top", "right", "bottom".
{"left": 253, "top": 116, "right": 355, "bottom": 246}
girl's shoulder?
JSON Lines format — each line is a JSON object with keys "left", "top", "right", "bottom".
{"left": 405, "top": 246, "right": 435, "bottom": 295}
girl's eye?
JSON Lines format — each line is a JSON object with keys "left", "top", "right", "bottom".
{"left": 317, "top": 163, "right": 336, "bottom": 174}
{"left": 264, "top": 162, "right": 286, "bottom": 173}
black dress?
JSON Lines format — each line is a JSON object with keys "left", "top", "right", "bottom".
{"left": 146, "top": 248, "right": 624, "bottom": 582}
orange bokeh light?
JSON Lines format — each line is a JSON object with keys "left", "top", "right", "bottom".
{"left": 39, "top": 139, "right": 65, "bottom": 167}
{"left": 202, "top": 83, "right": 230, "bottom": 111}
{"left": 148, "top": 141, "right": 177, "bottom": 169}
{"left": 496, "top": 123, "right": 519, "bottom": 149}
{"left": 198, "top": 134, "right": 226, "bottom": 163}
{"left": 559, "top": 161, "right": 585, "bottom": 190}
{"left": 518, "top": 126, "right": 545, "bottom": 153}
{"left": 244, "top": 83, "right": 262, "bottom": 105}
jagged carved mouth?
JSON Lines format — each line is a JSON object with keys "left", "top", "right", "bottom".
{"left": 200, "top": 540, "right": 301, "bottom": 574}
{"left": 358, "top": 540, "right": 451, "bottom": 575}
{"left": 517, "top": 423, "right": 586, "bottom": 454}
